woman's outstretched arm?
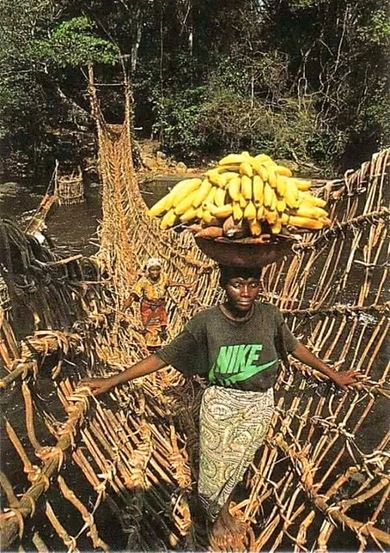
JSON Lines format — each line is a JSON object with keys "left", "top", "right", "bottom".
{"left": 81, "top": 354, "right": 167, "bottom": 396}
{"left": 291, "top": 342, "right": 357, "bottom": 389}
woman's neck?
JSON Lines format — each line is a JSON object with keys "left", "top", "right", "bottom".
{"left": 220, "top": 302, "right": 255, "bottom": 323}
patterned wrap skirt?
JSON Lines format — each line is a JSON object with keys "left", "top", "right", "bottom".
{"left": 198, "top": 385, "right": 274, "bottom": 519}
{"left": 140, "top": 299, "right": 168, "bottom": 347}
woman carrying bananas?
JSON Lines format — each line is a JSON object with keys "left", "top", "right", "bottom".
{"left": 123, "top": 257, "right": 192, "bottom": 349}
{"left": 82, "top": 265, "right": 358, "bottom": 532}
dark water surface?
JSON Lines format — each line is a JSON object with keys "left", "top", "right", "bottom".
{"left": 0, "top": 176, "right": 181, "bottom": 253}
{"left": 0, "top": 180, "right": 102, "bottom": 256}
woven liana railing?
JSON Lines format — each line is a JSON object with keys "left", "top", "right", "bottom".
{"left": 0, "top": 77, "right": 388, "bottom": 552}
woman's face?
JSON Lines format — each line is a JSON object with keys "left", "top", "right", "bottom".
{"left": 148, "top": 266, "right": 161, "bottom": 281}
{"left": 225, "top": 277, "right": 260, "bottom": 313}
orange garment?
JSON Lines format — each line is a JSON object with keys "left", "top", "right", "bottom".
{"left": 132, "top": 272, "right": 169, "bottom": 347}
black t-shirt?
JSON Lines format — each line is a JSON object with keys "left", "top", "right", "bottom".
{"left": 157, "top": 302, "right": 298, "bottom": 392}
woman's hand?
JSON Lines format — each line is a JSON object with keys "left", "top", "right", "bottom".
{"left": 80, "top": 355, "right": 167, "bottom": 397}
{"left": 80, "top": 377, "right": 117, "bottom": 396}
{"left": 123, "top": 294, "right": 137, "bottom": 311}
{"left": 330, "top": 369, "right": 361, "bottom": 390}
{"left": 291, "top": 343, "right": 362, "bottom": 390}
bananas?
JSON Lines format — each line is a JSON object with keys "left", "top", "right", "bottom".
{"left": 192, "top": 179, "right": 212, "bottom": 208}
{"left": 148, "top": 152, "right": 331, "bottom": 234}
{"left": 241, "top": 175, "right": 253, "bottom": 200}
{"left": 171, "top": 178, "right": 202, "bottom": 207}
{"left": 239, "top": 162, "right": 253, "bottom": 178}
{"left": 227, "top": 177, "right": 241, "bottom": 202}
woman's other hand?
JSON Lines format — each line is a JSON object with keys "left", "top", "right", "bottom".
{"left": 291, "top": 343, "right": 363, "bottom": 390}
{"left": 330, "top": 369, "right": 362, "bottom": 390}
{"left": 80, "top": 377, "right": 116, "bottom": 396}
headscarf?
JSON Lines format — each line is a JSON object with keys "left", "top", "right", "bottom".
{"left": 146, "top": 257, "right": 163, "bottom": 272}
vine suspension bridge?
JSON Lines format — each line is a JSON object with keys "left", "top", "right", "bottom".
{"left": 0, "top": 79, "right": 389, "bottom": 552}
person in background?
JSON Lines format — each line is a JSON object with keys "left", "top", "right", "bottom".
{"left": 123, "top": 257, "right": 192, "bottom": 349}
{"left": 83, "top": 265, "right": 358, "bottom": 534}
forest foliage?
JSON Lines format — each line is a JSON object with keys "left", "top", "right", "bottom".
{"left": 0, "top": 0, "right": 389, "bottom": 174}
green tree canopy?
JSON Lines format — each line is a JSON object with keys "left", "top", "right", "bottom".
{"left": 0, "top": 0, "right": 388, "bottom": 173}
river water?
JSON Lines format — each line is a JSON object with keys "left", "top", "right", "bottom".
{"left": 0, "top": 180, "right": 102, "bottom": 256}
{"left": 0, "top": 176, "right": 181, "bottom": 254}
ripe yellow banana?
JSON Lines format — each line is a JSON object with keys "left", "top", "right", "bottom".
{"left": 300, "top": 192, "right": 327, "bottom": 207}
{"left": 276, "top": 175, "right": 287, "bottom": 197}
{"left": 202, "top": 186, "right": 217, "bottom": 209}
{"left": 206, "top": 169, "right": 225, "bottom": 187}
{"left": 280, "top": 212, "right": 289, "bottom": 224}
{"left": 239, "top": 194, "right": 248, "bottom": 209}
{"left": 219, "top": 172, "right": 239, "bottom": 187}
{"left": 216, "top": 165, "right": 241, "bottom": 174}
{"left": 172, "top": 179, "right": 202, "bottom": 207}
{"left": 228, "top": 177, "right": 241, "bottom": 201}
{"left": 149, "top": 195, "right": 169, "bottom": 217}
{"left": 175, "top": 190, "right": 199, "bottom": 215}
{"left": 295, "top": 205, "right": 328, "bottom": 219}
{"left": 249, "top": 219, "right": 262, "bottom": 236}
{"left": 164, "top": 192, "right": 176, "bottom": 211}
{"left": 196, "top": 207, "right": 203, "bottom": 219}
{"left": 289, "top": 216, "right": 324, "bottom": 230}
{"left": 214, "top": 187, "right": 227, "bottom": 207}
{"left": 241, "top": 175, "right": 253, "bottom": 200}
{"left": 210, "top": 204, "right": 233, "bottom": 218}
{"left": 270, "top": 192, "right": 277, "bottom": 211}
{"left": 219, "top": 154, "right": 247, "bottom": 165}
{"left": 253, "top": 175, "right": 264, "bottom": 207}
{"left": 276, "top": 199, "right": 286, "bottom": 213}
{"left": 180, "top": 207, "right": 198, "bottom": 223}
{"left": 275, "top": 165, "right": 292, "bottom": 177}
{"left": 192, "top": 179, "right": 212, "bottom": 208}
{"left": 233, "top": 202, "right": 244, "bottom": 222}
{"left": 254, "top": 154, "right": 273, "bottom": 163}
{"left": 201, "top": 210, "right": 213, "bottom": 224}
{"left": 253, "top": 162, "right": 268, "bottom": 182}
{"left": 263, "top": 182, "right": 274, "bottom": 208}
{"left": 265, "top": 210, "right": 277, "bottom": 225}
{"left": 239, "top": 162, "right": 253, "bottom": 178}
{"left": 267, "top": 166, "right": 277, "bottom": 188}
{"left": 295, "top": 179, "right": 312, "bottom": 191}
{"left": 284, "top": 180, "right": 300, "bottom": 209}
{"left": 262, "top": 158, "right": 278, "bottom": 168}
{"left": 244, "top": 201, "right": 256, "bottom": 220}
{"left": 271, "top": 219, "right": 282, "bottom": 234}
{"left": 222, "top": 171, "right": 241, "bottom": 183}
{"left": 170, "top": 177, "right": 202, "bottom": 196}
{"left": 160, "top": 209, "right": 177, "bottom": 229}
{"left": 257, "top": 206, "right": 264, "bottom": 219}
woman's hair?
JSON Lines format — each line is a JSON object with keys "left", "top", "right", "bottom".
{"left": 219, "top": 265, "right": 262, "bottom": 288}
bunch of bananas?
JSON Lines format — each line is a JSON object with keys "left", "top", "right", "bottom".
{"left": 148, "top": 152, "right": 331, "bottom": 236}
